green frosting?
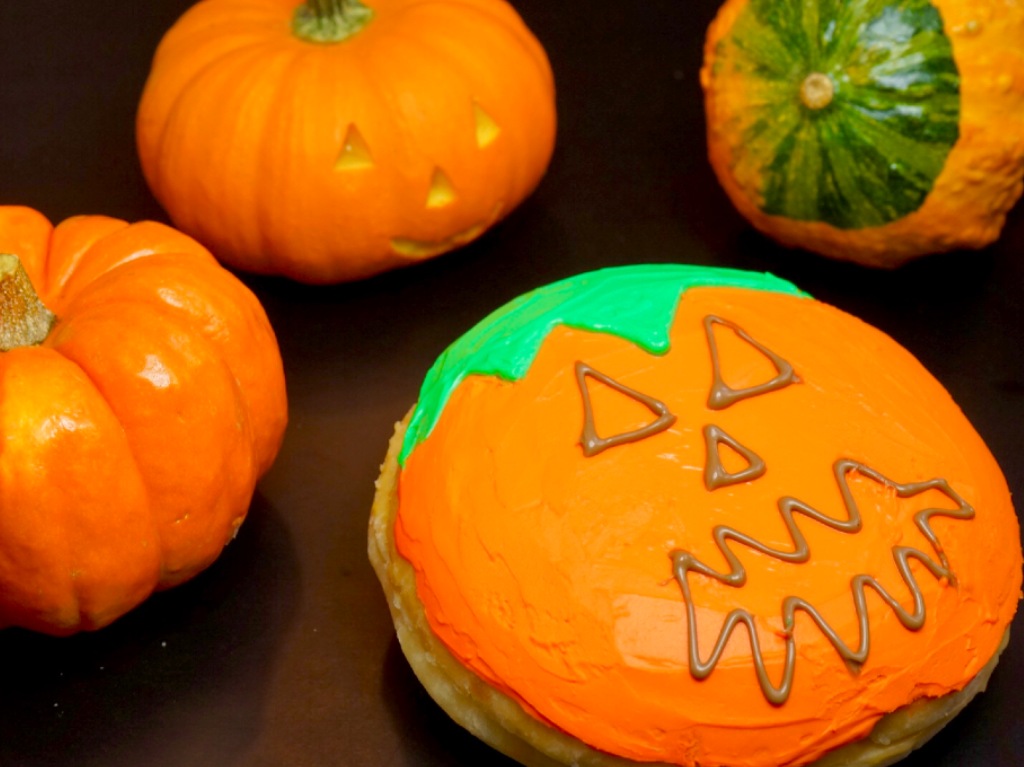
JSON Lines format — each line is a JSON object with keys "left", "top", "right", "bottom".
{"left": 399, "top": 264, "right": 809, "bottom": 465}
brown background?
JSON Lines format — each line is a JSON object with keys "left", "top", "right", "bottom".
{"left": 0, "top": 1, "right": 1021, "bottom": 765}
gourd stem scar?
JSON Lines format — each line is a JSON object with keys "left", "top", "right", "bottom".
{"left": 800, "top": 72, "right": 835, "bottom": 110}
{"left": 0, "top": 253, "right": 55, "bottom": 351}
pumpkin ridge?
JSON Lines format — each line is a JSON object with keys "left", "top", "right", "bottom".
{"left": 151, "top": 0, "right": 285, "bottom": 54}
{"left": 366, "top": 20, "right": 474, "bottom": 112}
{"left": 413, "top": 0, "right": 554, "bottom": 87}
{"left": 148, "top": 36, "right": 290, "bottom": 118}
{"left": 42, "top": 216, "right": 128, "bottom": 303}
{"left": 51, "top": 235, "right": 214, "bottom": 310}
{"left": 476, "top": 0, "right": 556, "bottom": 74}
{"left": 48, "top": 300, "right": 258, "bottom": 585}
{"left": 249, "top": 45, "right": 324, "bottom": 275}
{"left": 53, "top": 254, "right": 285, "bottom": 474}
{"left": 374, "top": 19, "right": 490, "bottom": 140}
{"left": 153, "top": 28, "right": 283, "bottom": 68}
{"left": 148, "top": 41, "right": 297, "bottom": 212}
{"left": 29, "top": 380, "right": 81, "bottom": 632}
{"left": 196, "top": 45, "right": 310, "bottom": 260}
{"left": 371, "top": 0, "right": 554, "bottom": 130}
{"left": 36, "top": 218, "right": 57, "bottom": 301}
{"left": 379, "top": 6, "right": 539, "bottom": 202}
{"left": 0, "top": 347, "right": 159, "bottom": 633}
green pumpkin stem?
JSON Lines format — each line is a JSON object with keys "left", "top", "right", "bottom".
{"left": 0, "top": 254, "right": 55, "bottom": 351}
{"left": 293, "top": 0, "right": 374, "bottom": 44}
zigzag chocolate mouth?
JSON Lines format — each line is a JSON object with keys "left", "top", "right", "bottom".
{"left": 572, "top": 312, "right": 977, "bottom": 706}
{"left": 670, "top": 459, "right": 974, "bottom": 706}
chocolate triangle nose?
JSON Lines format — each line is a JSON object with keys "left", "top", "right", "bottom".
{"left": 703, "top": 424, "right": 766, "bottom": 490}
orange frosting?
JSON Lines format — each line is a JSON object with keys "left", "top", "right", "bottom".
{"left": 396, "top": 286, "right": 1022, "bottom": 767}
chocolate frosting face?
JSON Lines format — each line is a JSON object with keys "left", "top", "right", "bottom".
{"left": 395, "top": 268, "right": 1022, "bottom": 767}
{"left": 571, "top": 313, "right": 978, "bottom": 706}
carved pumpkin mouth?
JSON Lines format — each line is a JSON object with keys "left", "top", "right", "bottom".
{"left": 390, "top": 203, "right": 504, "bottom": 260}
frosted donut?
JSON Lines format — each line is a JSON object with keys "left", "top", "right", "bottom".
{"left": 369, "top": 264, "right": 1021, "bottom": 767}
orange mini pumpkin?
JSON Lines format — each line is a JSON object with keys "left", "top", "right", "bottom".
{"left": 0, "top": 206, "right": 287, "bottom": 635}
{"left": 136, "top": 0, "right": 557, "bottom": 284}
{"left": 702, "top": 0, "right": 1024, "bottom": 267}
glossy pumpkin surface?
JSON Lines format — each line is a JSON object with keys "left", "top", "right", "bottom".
{"left": 703, "top": 0, "right": 1024, "bottom": 267}
{"left": 136, "top": 0, "right": 557, "bottom": 284}
{"left": 0, "top": 206, "right": 287, "bottom": 635}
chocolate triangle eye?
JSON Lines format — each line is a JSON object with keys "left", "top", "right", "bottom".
{"left": 576, "top": 361, "right": 676, "bottom": 457}
{"left": 703, "top": 424, "right": 766, "bottom": 490}
{"left": 704, "top": 315, "right": 798, "bottom": 410}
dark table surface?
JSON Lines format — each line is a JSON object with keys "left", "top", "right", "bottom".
{"left": 1, "top": 1, "right": 1021, "bottom": 765}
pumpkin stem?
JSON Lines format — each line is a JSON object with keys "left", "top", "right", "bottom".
{"left": 292, "top": 0, "right": 374, "bottom": 44}
{"left": 800, "top": 73, "right": 835, "bottom": 110}
{"left": 0, "top": 254, "right": 55, "bottom": 351}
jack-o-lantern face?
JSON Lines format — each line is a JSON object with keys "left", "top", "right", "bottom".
{"left": 136, "top": 0, "right": 557, "bottom": 284}
{"left": 393, "top": 265, "right": 1021, "bottom": 767}
{"left": 332, "top": 107, "right": 509, "bottom": 261}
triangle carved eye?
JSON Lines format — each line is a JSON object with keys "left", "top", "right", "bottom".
{"left": 576, "top": 361, "right": 676, "bottom": 457}
{"left": 704, "top": 315, "right": 798, "bottom": 410}
{"left": 335, "top": 124, "right": 374, "bottom": 171}
{"left": 473, "top": 101, "right": 501, "bottom": 147}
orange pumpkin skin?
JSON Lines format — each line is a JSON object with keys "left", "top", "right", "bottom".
{"left": 136, "top": 0, "right": 557, "bottom": 284}
{"left": 703, "top": 0, "right": 1024, "bottom": 268}
{"left": 0, "top": 206, "right": 287, "bottom": 635}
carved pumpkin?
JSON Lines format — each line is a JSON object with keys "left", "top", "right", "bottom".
{"left": 0, "top": 206, "right": 287, "bottom": 635}
{"left": 371, "top": 265, "right": 1021, "bottom": 766}
{"left": 136, "top": 0, "right": 557, "bottom": 284}
{"left": 702, "top": 0, "right": 1024, "bottom": 267}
